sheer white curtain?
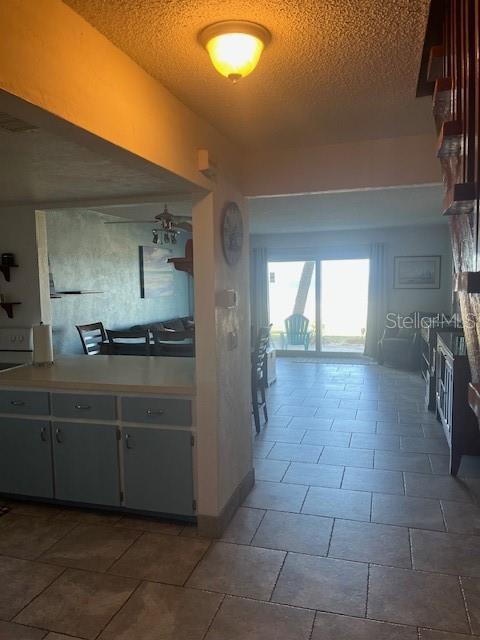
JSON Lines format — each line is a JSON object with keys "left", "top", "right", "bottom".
{"left": 250, "top": 247, "right": 269, "bottom": 339}
{"left": 364, "top": 243, "right": 388, "bottom": 358}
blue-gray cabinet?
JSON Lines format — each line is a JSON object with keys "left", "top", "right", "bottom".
{"left": 52, "top": 421, "right": 120, "bottom": 507}
{"left": 0, "top": 417, "right": 53, "bottom": 498}
{"left": 123, "top": 427, "right": 194, "bottom": 516}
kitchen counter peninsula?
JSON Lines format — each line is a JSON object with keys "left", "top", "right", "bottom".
{"left": 0, "top": 355, "right": 197, "bottom": 519}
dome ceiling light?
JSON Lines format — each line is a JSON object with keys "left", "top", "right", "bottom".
{"left": 198, "top": 20, "right": 271, "bottom": 83}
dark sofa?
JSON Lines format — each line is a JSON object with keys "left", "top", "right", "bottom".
{"left": 131, "top": 316, "right": 195, "bottom": 357}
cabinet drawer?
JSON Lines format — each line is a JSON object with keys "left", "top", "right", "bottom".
{"left": 122, "top": 396, "right": 191, "bottom": 426}
{"left": 52, "top": 393, "right": 116, "bottom": 421}
{"left": 0, "top": 390, "right": 49, "bottom": 415}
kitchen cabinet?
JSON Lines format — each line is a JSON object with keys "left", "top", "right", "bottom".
{"left": 52, "top": 421, "right": 120, "bottom": 506}
{"left": 123, "top": 427, "right": 194, "bottom": 515}
{"left": 0, "top": 417, "right": 53, "bottom": 498}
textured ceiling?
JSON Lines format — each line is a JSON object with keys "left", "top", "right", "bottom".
{"left": 0, "top": 126, "right": 194, "bottom": 206}
{"left": 64, "top": 0, "right": 433, "bottom": 150}
{"left": 249, "top": 184, "right": 444, "bottom": 233}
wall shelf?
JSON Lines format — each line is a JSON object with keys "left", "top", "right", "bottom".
{"left": 50, "top": 290, "right": 104, "bottom": 299}
{"left": 0, "top": 302, "right": 21, "bottom": 319}
{"left": 168, "top": 240, "right": 193, "bottom": 277}
{"left": 0, "top": 264, "right": 18, "bottom": 283}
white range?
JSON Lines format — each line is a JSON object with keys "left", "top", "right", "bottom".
{"left": 0, "top": 327, "right": 33, "bottom": 370}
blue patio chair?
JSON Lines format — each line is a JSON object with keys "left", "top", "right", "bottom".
{"left": 281, "top": 314, "right": 311, "bottom": 350}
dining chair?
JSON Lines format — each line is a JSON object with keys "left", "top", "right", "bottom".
{"left": 251, "top": 325, "right": 271, "bottom": 434}
{"left": 106, "top": 329, "right": 151, "bottom": 356}
{"left": 76, "top": 322, "right": 107, "bottom": 355}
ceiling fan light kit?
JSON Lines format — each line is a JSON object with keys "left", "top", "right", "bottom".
{"left": 198, "top": 20, "right": 271, "bottom": 82}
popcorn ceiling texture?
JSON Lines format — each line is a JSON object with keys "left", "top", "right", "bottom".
{"left": 65, "top": 0, "right": 433, "bottom": 150}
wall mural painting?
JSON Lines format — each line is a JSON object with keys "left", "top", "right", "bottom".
{"left": 139, "top": 246, "right": 175, "bottom": 299}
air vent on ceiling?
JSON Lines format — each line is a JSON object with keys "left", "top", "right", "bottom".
{"left": 0, "top": 112, "right": 38, "bottom": 133}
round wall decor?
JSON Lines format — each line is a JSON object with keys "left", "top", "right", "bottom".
{"left": 221, "top": 201, "right": 243, "bottom": 265}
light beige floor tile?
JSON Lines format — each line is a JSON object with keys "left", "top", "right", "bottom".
{"left": 109, "top": 532, "right": 210, "bottom": 585}
{"left": 411, "top": 529, "right": 480, "bottom": 577}
{"left": 220, "top": 507, "right": 265, "bottom": 544}
{"left": 302, "top": 431, "right": 351, "bottom": 447}
{"left": 254, "top": 458, "right": 289, "bottom": 482}
{"left": 114, "top": 514, "right": 183, "bottom": 535}
{"left": 251, "top": 510, "right": 332, "bottom": 555}
{"left": 243, "top": 481, "right": 307, "bottom": 512}
{"left": 272, "top": 552, "right": 368, "bottom": 616}
{"left": 302, "top": 486, "right": 371, "bottom": 521}
{"left": 312, "top": 611, "right": 418, "bottom": 639}
{"left": 40, "top": 524, "right": 140, "bottom": 571}
{"left": 368, "top": 565, "right": 469, "bottom": 633}
{"left": 0, "top": 515, "right": 74, "bottom": 559}
{"left": 267, "top": 443, "right": 323, "bottom": 463}
{"left": 0, "top": 620, "right": 48, "bottom": 639}
{"left": 371, "top": 494, "right": 445, "bottom": 531}
{"left": 441, "top": 500, "right": 480, "bottom": 535}
{"left": 5, "top": 502, "right": 66, "bottom": 519}
{"left": 99, "top": 581, "right": 222, "bottom": 640}
{"left": 374, "top": 450, "right": 431, "bottom": 473}
{"left": 282, "top": 462, "right": 343, "bottom": 488}
{"left": 460, "top": 577, "right": 480, "bottom": 635}
{"left": 187, "top": 541, "right": 285, "bottom": 599}
{"left": 256, "top": 428, "right": 306, "bottom": 443}
{"left": 401, "top": 437, "right": 449, "bottom": 455}
{"left": 205, "top": 595, "right": 314, "bottom": 640}
{"left": 14, "top": 569, "right": 137, "bottom": 640}
{"left": 404, "top": 473, "right": 473, "bottom": 503}
{"left": 419, "top": 630, "right": 480, "bottom": 640}
{"left": 329, "top": 519, "right": 411, "bottom": 568}
{"left": 319, "top": 446, "right": 374, "bottom": 468}
{"left": 53, "top": 508, "right": 122, "bottom": 527}
{"left": 0, "top": 555, "right": 63, "bottom": 619}
{"left": 45, "top": 634, "right": 84, "bottom": 639}
{"left": 342, "top": 467, "right": 404, "bottom": 494}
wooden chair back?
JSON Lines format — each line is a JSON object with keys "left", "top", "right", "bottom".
{"left": 106, "top": 329, "right": 151, "bottom": 356}
{"left": 252, "top": 326, "right": 271, "bottom": 382}
{"left": 76, "top": 322, "right": 107, "bottom": 355}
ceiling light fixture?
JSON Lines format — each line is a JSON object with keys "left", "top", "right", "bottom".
{"left": 198, "top": 20, "right": 271, "bottom": 83}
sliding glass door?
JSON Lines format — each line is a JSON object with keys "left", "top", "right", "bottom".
{"left": 267, "top": 257, "right": 369, "bottom": 355}
{"left": 320, "top": 259, "right": 370, "bottom": 353}
{"left": 268, "top": 261, "right": 316, "bottom": 351}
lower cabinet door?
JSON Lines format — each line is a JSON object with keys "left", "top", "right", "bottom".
{"left": 52, "top": 422, "right": 120, "bottom": 506}
{"left": 123, "top": 428, "right": 194, "bottom": 516}
{"left": 0, "top": 417, "right": 53, "bottom": 498}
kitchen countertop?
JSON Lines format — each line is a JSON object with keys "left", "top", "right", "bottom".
{"left": 0, "top": 356, "right": 195, "bottom": 396}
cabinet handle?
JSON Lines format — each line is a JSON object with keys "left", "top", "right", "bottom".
{"left": 55, "top": 428, "right": 63, "bottom": 444}
{"left": 146, "top": 408, "right": 164, "bottom": 416}
{"left": 125, "top": 433, "right": 135, "bottom": 449}
{"left": 40, "top": 427, "right": 48, "bottom": 442}
{"left": 74, "top": 404, "right": 91, "bottom": 411}
{"left": 10, "top": 400, "right": 25, "bottom": 407}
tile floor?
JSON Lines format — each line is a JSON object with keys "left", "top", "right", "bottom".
{"left": 1, "top": 359, "right": 480, "bottom": 639}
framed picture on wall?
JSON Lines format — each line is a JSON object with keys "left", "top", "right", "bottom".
{"left": 139, "top": 246, "right": 175, "bottom": 299}
{"left": 393, "top": 255, "right": 441, "bottom": 289}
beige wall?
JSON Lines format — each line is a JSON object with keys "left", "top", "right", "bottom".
{"left": 243, "top": 134, "right": 440, "bottom": 197}
{"left": 193, "top": 185, "right": 251, "bottom": 517}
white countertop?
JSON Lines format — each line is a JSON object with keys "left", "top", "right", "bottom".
{"left": 0, "top": 356, "right": 196, "bottom": 396}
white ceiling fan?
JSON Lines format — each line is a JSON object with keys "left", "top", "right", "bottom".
{"left": 104, "top": 204, "right": 192, "bottom": 245}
